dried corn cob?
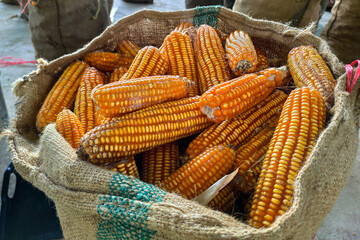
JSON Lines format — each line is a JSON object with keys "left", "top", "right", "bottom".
{"left": 84, "top": 52, "right": 125, "bottom": 72}
{"left": 115, "top": 40, "right": 141, "bottom": 57}
{"left": 74, "top": 67, "right": 105, "bottom": 133}
{"left": 36, "top": 61, "right": 89, "bottom": 131}
{"left": 288, "top": 45, "right": 336, "bottom": 105}
{"left": 111, "top": 157, "right": 140, "bottom": 178}
{"left": 92, "top": 75, "right": 194, "bottom": 118}
{"left": 120, "top": 46, "right": 168, "bottom": 81}
{"left": 248, "top": 87, "right": 326, "bottom": 228}
{"left": 109, "top": 67, "right": 128, "bottom": 83}
{"left": 226, "top": 30, "right": 257, "bottom": 76}
{"left": 199, "top": 66, "right": 290, "bottom": 123}
{"left": 207, "top": 185, "right": 236, "bottom": 213}
{"left": 232, "top": 127, "right": 275, "bottom": 193}
{"left": 173, "top": 22, "right": 193, "bottom": 32}
{"left": 77, "top": 96, "right": 213, "bottom": 165}
{"left": 187, "top": 90, "right": 287, "bottom": 159}
{"left": 142, "top": 142, "right": 180, "bottom": 185}
{"left": 194, "top": 24, "right": 230, "bottom": 94}
{"left": 162, "top": 145, "right": 235, "bottom": 199}
{"left": 254, "top": 47, "right": 269, "bottom": 72}
{"left": 162, "top": 31, "right": 198, "bottom": 96}
{"left": 55, "top": 109, "right": 84, "bottom": 149}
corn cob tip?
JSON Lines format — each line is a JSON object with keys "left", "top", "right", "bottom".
{"left": 234, "top": 60, "right": 253, "bottom": 75}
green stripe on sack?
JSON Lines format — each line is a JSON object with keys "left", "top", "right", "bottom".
{"left": 97, "top": 174, "right": 166, "bottom": 239}
{"left": 193, "top": 5, "right": 222, "bottom": 28}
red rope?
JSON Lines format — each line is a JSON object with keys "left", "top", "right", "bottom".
{"left": 0, "top": 56, "right": 36, "bottom": 67}
{"left": 345, "top": 60, "right": 360, "bottom": 94}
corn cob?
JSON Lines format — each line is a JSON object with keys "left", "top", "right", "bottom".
{"left": 77, "top": 96, "right": 213, "bottom": 165}
{"left": 111, "top": 157, "right": 140, "bottom": 178}
{"left": 232, "top": 127, "right": 275, "bottom": 193}
{"left": 162, "top": 31, "right": 199, "bottom": 96}
{"left": 187, "top": 90, "right": 287, "bottom": 159}
{"left": 109, "top": 67, "right": 128, "bottom": 83}
{"left": 288, "top": 45, "right": 336, "bottom": 105}
{"left": 55, "top": 109, "right": 84, "bottom": 149}
{"left": 248, "top": 87, "right": 326, "bottom": 228}
{"left": 74, "top": 67, "right": 105, "bottom": 133}
{"left": 194, "top": 24, "right": 230, "bottom": 94}
{"left": 225, "top": 30, "right": 257, "bottom": 76}
{"left": 162, "top": 145, "right": 235, "bottom": 199}
{"left": 207, "top": 185, "right": 236, "bottom": 213}
{"left": 173, "top": 22, "right": 193, "bottom": 32}
{"left": 199, "top": 66, "right": 290, "bottom": 123}
{"left": 254, "top": 47, "right": 269, "bottom": 72}
{"left": 115, "top": 40, "right": 141, "bottom": 57}
{"left": 84, "top": 52, "right": 125, "bottom": 72}
{"left": 142, "top": 142, "right": 180, "bottom": 185}
{"left": 92, "top": 75, "right": 194, "bottom": 118}
{"left": 120, "top": 46, "right": 168, "bottom": 81}
{"left": 36, "top": 61, "right": 89, "bottom": 131}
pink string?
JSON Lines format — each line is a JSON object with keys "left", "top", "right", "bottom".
{"left": 0, "top": 56, "right": 36, "bottom": 67}
{"left": 20, "top": 0, "right": 31, "bottom": 15}
{"left": 345, "top": 60, "right": 360, "bottom": 94}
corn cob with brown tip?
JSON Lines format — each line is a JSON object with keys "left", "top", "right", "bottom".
{"left": 248, "top": 87, "right": 326, "bottom": 228}
{"left": 199, "top": 66, "right": 290, "bottom": 123}
{"left": 36, "top": 61, "right": 89, "bottom": 131}
{"left": 187, "top": 90, "right": 287, "bottom": 159}
{"left": 161, "top": 31, "right": 199, "bottom": 96}
{"left": 92, "top": 75, "right": 194, "bottom": 118}
{"left": 194, "top": 24, "right": 230, "bottom": 94}
{"left": 173, "top": 22, "right": 193, "bottom": 32}
{"left": 110, "top": 157, "right": 140, "bottom": 178}
{"left": 115, "top": 40, "right": 141, "bottom": 57}
{"left": 55, "top": 109, "right": 84, "bottom": 149}
{"left": 84, "top": 52, "right": 125, "bottom": 72}
{"left": 109, "top": 67, "right": 128, "bottom": 83}
{"left": 254, "top": 47, "right": 269, "bottom": 72}
{"left": 77, "top": 96, "right": 213, "bottom": 165}
{"left": 74, "top": 67, "right": 105, "bottom": 133}
{"left": 232, "top": 127, "right": 275, "bottom": 193}
{"left": 142, "top": 142, "right": 180, "bottom": 185}
{"left": 120, "top": 46, "right": 168, "bottom": 81}
{"left": 207, "top": 185, "right": 237, "bottom": 213}
{"left": 162, "top": 145, "right": 235, "bottom": 199}
{"left": 288, "top": 45, "right": 336, "bottom": 106}
{"left": 226, "top": 30, "right": 257, "bottom": 76}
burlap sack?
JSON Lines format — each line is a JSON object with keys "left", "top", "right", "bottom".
{"left": 28, "top": 0, "right": 113, "bottom": 61}
{"left": 321, "top": 0, "right": 360, "bottom": 64}
{"left": 232, "top": 0, "right": 328, "bottom": 28}
{"left": 7, "top": 6, "right": 360, "bottom": 240}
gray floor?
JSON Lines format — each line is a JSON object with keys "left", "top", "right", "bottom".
{"left": 0, "top": 1, "right": 359, "bottom": 239}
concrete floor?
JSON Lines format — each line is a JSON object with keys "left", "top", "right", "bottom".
{"left": 0, "top": 1, "right": 359, "bottom": 239}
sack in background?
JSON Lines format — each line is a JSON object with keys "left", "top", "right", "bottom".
{"left": 28, "top": 0, "right": 113, "bottom": 61}
{"left": 321, "top": 0, "right": 360, "bottom": 63}
{"left": 232, "top": 0, "right": 327, "bottom": 28}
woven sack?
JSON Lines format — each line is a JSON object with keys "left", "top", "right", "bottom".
{"left": 321, "top": 0, "right": 360, "bottom": 64}
{"left": 27, "top": 0, "right": 113, "bottom": 61}
{"left": 7, "top": 6, "right": 360, "bottom": 240}
{"left": 232, "top": 0, "right": 328, "bottom": 28}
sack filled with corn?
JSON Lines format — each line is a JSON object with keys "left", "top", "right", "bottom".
{"left": 7, "top": 6, "right": 360, "bottom": 240}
